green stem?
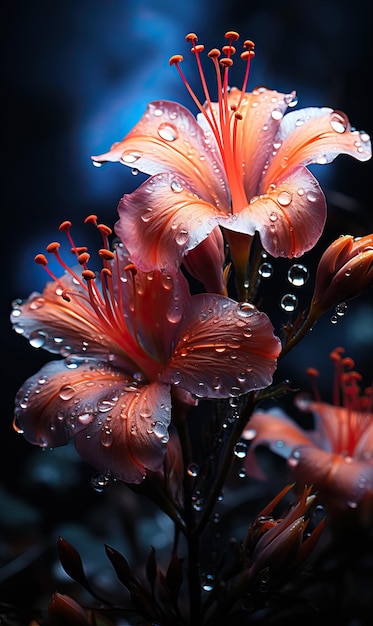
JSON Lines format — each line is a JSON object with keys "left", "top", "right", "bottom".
{"left": 280, "top": 311, "right": 317, "bottom": 360}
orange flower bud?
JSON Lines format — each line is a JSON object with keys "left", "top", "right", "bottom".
{"left": 310, "top": 234, "right": 373, "bottom": 317}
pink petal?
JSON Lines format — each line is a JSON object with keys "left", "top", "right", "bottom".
{"left": 161, "top": 296, "right": 281, "bottom": 398}
{"left": 288, "top": 447, "right": 373, "bottom": 509}
{"left": 92, "top": 100, "right": 229, "bottom": 208}
{"left": 226, "top": 87, "right": 292, "bottom": 200}
{"left": 263, "top": 107, "right": 371, "bottom": 188}
{"left": 115, "top": 172, "right": 222, "bottom": 272}
{"left": 223, "top": 166, "right": 326, "bottom": 257}
{"left": 243, "top": 410, "right": 314, "bottom": 480}
{"left": 14, "top": 358, "right": 171, "bottom": 484}
{"left": 75, "top": 380, "right": 172, "bottom": 483}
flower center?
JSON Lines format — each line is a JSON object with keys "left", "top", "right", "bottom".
{"left": 306, "top": 348, "right": 373, "bottom": 456}
{"left": 169, "top": 31, "right": 255, "bottom": 213}
{"left": 34, "top": 216, "right": 158, "bottom": 379}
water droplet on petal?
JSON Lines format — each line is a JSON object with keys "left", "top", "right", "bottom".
{"left": 187, "top": 463, "right": 199, "bottom": 477}
{"left": 29, "top": 330, "right": 47, "bottom": 349}
{"left": 121, "top": 151, "right": 141, "bottom": 164}
{"left": 277, "top": 191, "right": 292, "bottom": 206}
{"left": 157, "top": 122, "right": 178, "bottom": 141}
{"left": 170, "top": 180, "right": 183, "bottom": 193}
{"left": 237, "top": 302, "right": 255, "bottom": 317}
{"left": 335, "top": 302, "right": 347, "bottom": 317}
{"left": 141, "top": 207, "right": 153, "bottom": 222}
{"left": 58, "top": 384, "right": 77, "bottom": 401}
{"left": 330, "top": 112, "right": 347, "bottom": 133}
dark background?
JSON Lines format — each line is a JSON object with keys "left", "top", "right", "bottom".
{"left": 1, "top": 0, "right": 373, "bottom": 620}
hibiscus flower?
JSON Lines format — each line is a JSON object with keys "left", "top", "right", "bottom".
{"left": 244, "top": 348, "right": 373, "bottom": 526}
{"left": 11, "top": 216, "right": 281, "bottom": 484}
{"left": 92, "top": 31, "right": 371, "bottom": 280}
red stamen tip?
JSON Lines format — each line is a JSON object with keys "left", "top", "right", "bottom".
{"left": 84, "top": 214, "right": 98, "bottom": 225}
{"left": 241, "top": 50, "right": 255, "bottom": 60}
{"left": 169, "top": 54, "right": 183, "bottom": 66}
{"left": 59, "top": 220, "right": 72, "bottom": 232}
{"left": 224, "top": 31, "right": 240, "bottom": 41}
{"left": 34, "top": 254, "right": 48, "bottom": 266}
{"left": 97, "top": 223, "right": 112, "bottom": 236}
{"left": 306, "top": 367, "right": 319, "bottom": 378}
{"left": 82, "top": 269, "right": 96, "bottom": 280}
{"left": 222, "top": 45, "right": 236, "bottom": 56}
{"left": 243, "top": 39, "right": 255, "bottom": 50}
{"left": 46, "top": 242, "right": 61, "bottom": 254}
{"left": 186, "top": 32, "right": 198, "bottom": 42}
{"left": 99, "top": 248, "right": 115, "bottom": 260}
{"left": 219, "top": 57, "right": 233, "bottom": 67}
{"left": 208, "top": 48, "right": 221, "bottom": 58}
{"left": 192, "top": 44, "right": 205, "bottom": 54}
{"left": 78, "top": 252, "right": 90, "bottom": 265}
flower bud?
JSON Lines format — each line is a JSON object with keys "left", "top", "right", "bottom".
{"left": 310, "top": 234, "right": 373, "bottom": 317}
{"left": 182, "top": 226, "right": 228, "bottom": 295}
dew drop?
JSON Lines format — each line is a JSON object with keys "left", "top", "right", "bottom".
{"left": 271, "top": 108, "right": 283, "bottom": 121}
{"left": 170, "top": 180, "right": 183, "bottom": 193}
{"left": 330, "top": 112, "right": 347, "bottom": 133}
{"left": 29, "top": 330, "right": 48, "bottom": 349}
{"left": 153, "top": 421, "right": 169, "bottom": 440}
{"left": 121, "top": 151, "right": 141, "bottom": 164}
{"left": 166, "top": 303, "right": 183, "bottom": 323}
{"left": 157, "top": 122, "right": 178, "bottom": 141}
{"left": 277, "top": 191, "right": 292, "bottom": 206}
{"left": 258, "top": 262, "right": 273, "bottom": 278}
{"left": 306, "top": 190, "right": 318, "bottom": 203}
{"left": 141, "top": 207, "right": 153, "bottom": 222}
{"left": 335, "top": 302, "right": 347, "bottom": 317}
{"left": 330, "top": 315, "right": 338, "bottom": 325}
{"left": 237, "top": 302, "right": 255, "bottom": 317}
{"left": 233, "top": 441, "right": 248, "bottom": 459}
{"left": 187, "top": 463, "right": 199, "bottom": 477}
{"left": 287, "top": 264, "right": 309, "bottom": 287}
{"left": 100, "top": 426, "right": 113, "bottom": 448}
{"left": 58, "top": 384, "right": 76, "bottom": 401}
{"left": 280, "top": 294, "right": 298, "bottom": 312}
{"left": 91, "top": 472, "right": 112, "bottom": 492}
{"left": 201, "top": 573, "right": 215, "bottom": 592}
{"left": 176, "top": 228, "right": 189, "bottom": 246}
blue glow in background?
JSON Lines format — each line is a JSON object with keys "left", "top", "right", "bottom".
{"left": 1, "top": 0, "right": 373, "bottom": 604}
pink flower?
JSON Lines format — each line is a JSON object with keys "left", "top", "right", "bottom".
{"left": 11, "top": 216, "right": 281, "bottom": 484}
{"left": 244, "top": 348, "right": 373, "bottom": 525}
{"left": 92, "top": 32, "right": 371, "bottom": 276}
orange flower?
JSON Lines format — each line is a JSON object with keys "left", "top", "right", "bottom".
{"left": 310, "top": 233, "right": 373, "bottom": 317}
{"left": 11, "top": 217, "right": 281, "bottom": 484}
{"left": 244, "top": 349, "right": 373, "bottom": 526}
{"left": 92, "top": 32, "right": 371, "bottom": 278}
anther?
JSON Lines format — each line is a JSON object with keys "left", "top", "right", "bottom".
{"left": 97, "top": 224, "right": 112, "bottom": 236}
{"left": 222, "top": 45, "right": 236, "bottom": 56}
{"left": 234, "top": 112, "right": 243, "bottom": 121}
{"left": 306, "top": 367, "right": 319, "bottom": 378}
{"left": 84, "top": 214, "right": 98, "bottom": 225}
{"left": 208, "top": 48, "right": 221, "bottom": 58}
{"left": 34, "top": 254, "right": 48, "bottom": 266}
{"left": 82, "top": 269, "right": 96, "bottom": 280}
{"left": 224, "top": 31, "right": 240, "bottom": 41}
{"left": 59, "top": 220, "right": 72, "bottom": 232}
{"left": 342, "top": 357, "right": 355, "bottom": 370}
{"left": 192, "top": 44, "right": 204, "bottom": 54}
{"left": 99, "top": 249, "right": 115, "bottom": 260}
{"left": 241, "top": 50, "right": 255, "bottom": 60}
{"left": 243, "top": 39, "right": 255, "bottom": 50}
{"left": 46, "top": 242, "right": 61, "bottom": 254}
{"left": 186, "top": 33, "right": 198, "bottom": 42}
{"left": 169, "top": 54, "right": 183, "bottom": 66}
{"left": 78, "top": 252, "right": 90, "bottom": 265}
{"left": 219, "top": 58, "right": 233, "bottom": 68}
{"left": 102, "top": 267, "right": 112, "bottom": 276}
{"left": 61, "top": 290, "right": 71, "bottom": 302}
{"left": 124, "top": 263, "right": 138, "bottom": 276}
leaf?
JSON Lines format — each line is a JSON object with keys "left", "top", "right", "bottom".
{"left": 57, "top": 537, "right": 90, "bottom": 588}
{"left": 166, "top": 554, "right": 183, "bottom": 601}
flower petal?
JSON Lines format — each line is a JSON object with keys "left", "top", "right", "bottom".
{"left": 14, "top": 358, "right": 171, "bottom": 483}
{"left": 243, "top": 410, "right": 314, "bottom": 480}
{"left": 222, "top": 166, "right": 326, "bottom": 257}
{"left": 115, "top": 172, "right": 221, "bottom": 272}
{"left": 263, "top": 107, "right": 371, "bottom": 188}
{"left": 92, "top": 100, "right": 229, "bottom": 208}
{"left": 161, "top": 296, "right": 281, "bottom": 397}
